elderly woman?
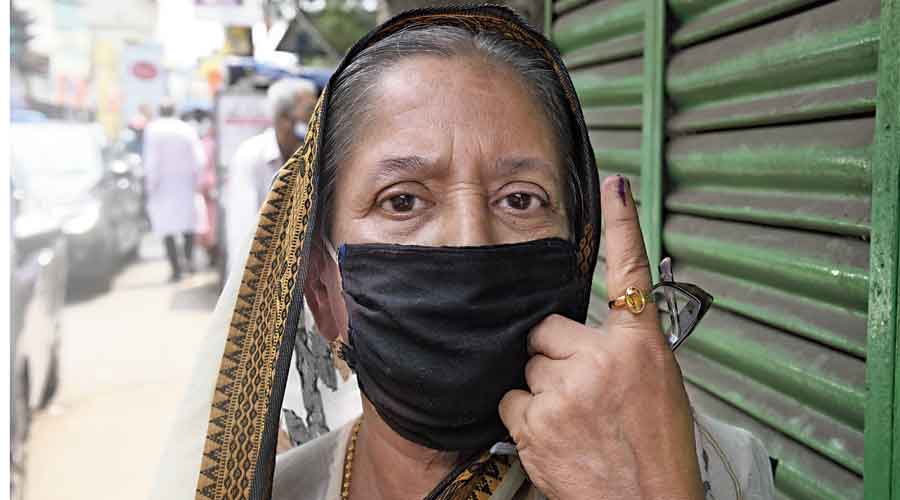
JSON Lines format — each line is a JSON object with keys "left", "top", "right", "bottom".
{"left": 155, "top": 6, "right": 774, "bottom": 500}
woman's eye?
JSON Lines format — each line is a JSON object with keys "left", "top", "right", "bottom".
{"left": 503, "top": 192, "right": 537, "bottom": 211}
{"left": 384, "top": 194, "right": 417, "bottom": 212}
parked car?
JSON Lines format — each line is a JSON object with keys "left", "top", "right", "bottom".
{"left": 10, "top": 182, "right": 68, "bottom": 500}
{"left": 10, "top": 122, "right": 146, "bottom": 291}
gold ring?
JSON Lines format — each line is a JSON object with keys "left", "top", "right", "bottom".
{"left": 608, "top": 286, "right": 649, "bottom": 314}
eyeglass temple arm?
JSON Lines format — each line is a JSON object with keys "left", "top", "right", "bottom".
{"left": 659, "top": 256, "right": 674, "bottom": 282}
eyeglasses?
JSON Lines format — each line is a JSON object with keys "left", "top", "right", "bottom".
{"left": 652, "top": 257, "right": 714, "bottom": 351}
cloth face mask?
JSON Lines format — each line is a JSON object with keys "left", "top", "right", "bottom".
{"left": 332, "top": 237, "right": 585, "bottom": 452}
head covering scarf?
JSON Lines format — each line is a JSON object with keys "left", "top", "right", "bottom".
{"left": 194, "top": 5, "right": 600, "bottom": 500}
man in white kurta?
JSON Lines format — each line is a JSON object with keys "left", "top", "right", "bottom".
{"left": 224, "top": 78, "right": 319, "bottom": 276}
{"left": 143, "top": 101, "right": 205, "bottom": 281}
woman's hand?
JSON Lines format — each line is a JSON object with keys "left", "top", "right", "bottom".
{"left": 498, "top": 175, "right": 704, "bottom": 500}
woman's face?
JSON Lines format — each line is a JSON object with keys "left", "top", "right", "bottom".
{"left": 329, "top": 55, "right": 570, "bottom": 248}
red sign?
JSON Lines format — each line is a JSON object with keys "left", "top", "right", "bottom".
{"left": 131, "top": 61, "right": 158, "bottom": 80}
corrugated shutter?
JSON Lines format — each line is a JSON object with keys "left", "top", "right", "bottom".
{"left": 665, "top": 1, "right": 877, "bottom": 498}
{"left": 551, "top": 0, "right": 645, "bottom": 325}
{"left": 551, "top": 0, "right": 883, "bottom": 498}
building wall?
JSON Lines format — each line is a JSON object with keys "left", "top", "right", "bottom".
{"left": 16, "top": 0, "right": 158, "bottom": 128}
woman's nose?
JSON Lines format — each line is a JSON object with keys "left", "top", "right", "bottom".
{"left": 442, "top": 193, "right": 495, "bottom": 247}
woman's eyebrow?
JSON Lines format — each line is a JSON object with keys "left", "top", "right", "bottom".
{"left": 494, "top": 157, "right": 556, "bottom": 176}
{"left": 373, "top": 155, "right": 438, "bottom": 181}
{"left": 370, "top": 155, "right": 555, "bottom": 181}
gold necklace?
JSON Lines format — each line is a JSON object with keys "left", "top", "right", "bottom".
{"left": 341, "top": 419, "right": 363, "bottom": 500}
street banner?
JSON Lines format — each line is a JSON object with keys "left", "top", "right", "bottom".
{"left": 120, "top": 43, "right": 167, "bottom": 124}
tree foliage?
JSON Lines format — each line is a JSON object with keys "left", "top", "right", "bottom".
{"left": 267, "top": 0, "right": 377, "bottom": 57}
{"left": 306, "top": 1, "right": 377, "bottom": 55}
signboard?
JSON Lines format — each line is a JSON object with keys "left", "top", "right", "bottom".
{"left": 216, "top": 92, "right": 270, "bottom": 169}
{"left": 93, "top": 38, "right": 123, "bottom": 139}
{"left": 120, "top": 43, "right": 166, "bottom": 123}
{"left": 131, "top": 61, "right": 159, "bottom": 80}
{"left": 224, "top": 26, "right": 254, "bottom": 56}
{"left": 194, "top": 0, "right": 262, "bottom": 27}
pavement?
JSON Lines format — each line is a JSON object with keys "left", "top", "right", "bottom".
{"left": 23, "top": 237, "right": 221, "bottom": 500}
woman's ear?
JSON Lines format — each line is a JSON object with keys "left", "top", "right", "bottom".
{"left": 303, "top": 239, "right": 344, "bottom": 343}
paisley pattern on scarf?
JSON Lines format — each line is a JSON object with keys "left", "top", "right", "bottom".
{"left": 429, "top": 453, "right": 512, "bottom": 500}
{"left": 193, "top": 6, "right": 600, "bottom": 500}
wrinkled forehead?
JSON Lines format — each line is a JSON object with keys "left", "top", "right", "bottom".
{"left": 367, "top": 55, "right": 560, "bottom": 157}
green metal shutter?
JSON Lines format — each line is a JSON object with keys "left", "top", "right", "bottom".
{"left": 550, "top": 0, "right": 646, "bottom": 324}
{"left": 550, "top": 0, "right": 899, "bottom": 498}
{"left": 664, "top": 2, "right": 877, "bottom": 498}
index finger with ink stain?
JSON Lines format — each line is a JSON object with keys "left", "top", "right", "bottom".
{"left": 600, "top": 175, "right": 658, "bottom": 328}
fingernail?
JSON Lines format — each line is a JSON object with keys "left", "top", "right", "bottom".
{"left": 616, "top": 175, "right": 629, "bottom": 206}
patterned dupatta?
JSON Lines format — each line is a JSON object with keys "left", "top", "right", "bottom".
{"left": 193, "top": 5, "right": 600, "bottom": 500}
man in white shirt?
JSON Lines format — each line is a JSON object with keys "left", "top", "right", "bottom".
{"left": 143, "top": 100, "right": 206, "bottom": 281}
{"left": 224, "top": 78, "right": 318, "bottom": 275}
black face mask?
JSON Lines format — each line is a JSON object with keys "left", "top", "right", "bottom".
{"left": 335, "top": 237, "right": 585, "bottom": 451}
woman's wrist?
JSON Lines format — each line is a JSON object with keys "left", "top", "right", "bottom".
{"left": 634, "top": 410, "right": 704, "bottom": 500}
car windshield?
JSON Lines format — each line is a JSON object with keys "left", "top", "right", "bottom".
{"left": 10, "top": 124, "right": 104, "bottom": 191}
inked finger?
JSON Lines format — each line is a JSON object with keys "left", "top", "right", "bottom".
{"left": 600, "top": 175, "right": 656, "bottom": 326}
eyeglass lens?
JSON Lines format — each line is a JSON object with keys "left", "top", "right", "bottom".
{"left": 653, "top": 284, "right": 702, "bottom": 350}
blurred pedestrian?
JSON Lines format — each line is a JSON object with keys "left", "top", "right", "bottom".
{"left": 125, "top": 103, "right": 153, "bottom": 155}
{"left": 198, "top": 118, "right": 220, "bottom": 267}
{"left": 224, "top": 78, "right": 317, "bottom": 274}
{"left": 125, "top": 103, "right": 155, "bottom": 228}
{"left": 143, "top": 99, "right": 206, "bottom": 282}
{"left": 180, "top": 108, "right": 218, "bottom": 268}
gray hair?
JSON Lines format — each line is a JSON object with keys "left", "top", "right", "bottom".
{"left": 318, "top": 25, "right": 578, "bottom": 237}
{"left": 267, "top": 78, "right": 317, "bottom": 120}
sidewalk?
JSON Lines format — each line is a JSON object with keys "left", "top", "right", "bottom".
{"left": 24, "top": 238, "right": 220, "bottom": 500}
